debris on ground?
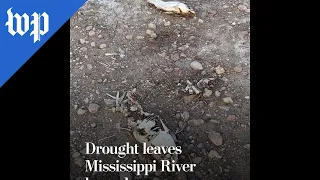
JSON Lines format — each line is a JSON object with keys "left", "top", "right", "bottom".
{"left": 147, "top": 0, "right": 196, "bottom": 16}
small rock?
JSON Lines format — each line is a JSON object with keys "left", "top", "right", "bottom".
{"left": 193, "top": 157, "right": 203, "bottom": 164}
{"left": 91, "top": 123, "right": 96, "bottom": 128}
{"left": 198, "top": 19, "right": 204, "bottom": 23}
{"left": 215, "top": 91, "right": 221, "bottom": 97}
{"left": 197, "top": 143, "right": 204, "bottom": 149}
{"left": 201, "top": 70, "right": 206, "bottom": 75}
{"left": 136, "top": 36, "right": 144, "bottom": 40}
{"left": 164, "top": 21, "right": 171, "bottom": 26}
{"left": 85, "top": 25, "right": 93, "bottom": 31}
{"left": 208, "top": 130, "right": 223, "bottom": 146}
{"left": 238, "top": 4, "right": 248, "bottom": 11}
{"left": 227, "top": 115, "right": 236, "bottom": 121}
{"left": 221, "top": 87, "right": 227, "bottom": 91}
{"left": 84, "top": 98, "right": 89, "bottom": 104}
{"left": 234, "top": 65, "right": 243, "bottom": 72}
{"left": 97, "top": 78, "right": 103, "bottom": 83}
{"left": 77, "top": 108, "right": 87, "bottom": 115}
{"left": 243, "top": 144, "right": 250, "bottom": 150}
{"left": 208, "top": 150, "right": 222, "bottom": 159}
{"left": 99, "top": 43, "right": 107, "bottom": 49}
{"left": 151, "top": 33, "right": 157, "bottom": 38}
{"left": 104, "top": 99, "right": 116, "bottom": 107}
{"left": 223, "top": 5, "right": 229, "bottom": 8}
{"left": 148, "top": 23, "right": 156, "bottom": 30}
{"left": 208, "top": 102, "right": 214, "bottom": 107}
{"left": 88, "top": 103, "right": 99, "bottom": 113}
{"left": 224, "top": 169, "right": 230, "bottom": 172}
{"left": 188, "top": 144, "right": 195, "bottom": 150}
{"left": 182, "top": 111, "right": 190, "bottom": 121}
{"left": 88, "top": 31, "right": 95, "bottom": 36}
{"left": 170, "top": 53, "right": 180, "bottom": 61}
{"left": 215, "top": 66, "right": 225, "bottom": 74}
{"left": 72, "top": 152, "right": 81, "bottom": 158}
{"left": 210, "top": 119, "right": 220, "bottom": 124}
{"left": 245, "top": 96, "right": 250, "bottom": 99}
{"left": 79, "top": 39, "right": 85, "bottom": 44}
{"left": 80, "top": 47, "right": 87, "bottom": 51}
{"left": 74, "top": 157, "right": 85, "bottom": 167}
{"left": 126, "top": 35, "right": 133, "bottom": 40}
{"left": 223, "top": 97, "right": 233, "bottom": 104}
{"left": 87, "top": 64, "right": 93, "bottom": 70}
{"left": 146, "top": 29, "right": 155, "bottom": 36}
{"left": 221, "top": 77, "right": 229, "bottom": 82}
{"left": 188, "top": 36, "right": 196, "bottom": 41}
{"left": 203, "top": 88, "right": 213, "bottom": 97}
{"left": 130, "top": 106, "right": 138, "bottom": 111}
{"left": 175, "top": 113, "right": 181, "bottom": 119}
{"left": 190, "top": 61, "right": 203, "bottom": 70}
{"left": 219, "top": 106, "right": 230, "bottom": 111}
{"left": 80, "top": 148, "right": 86, "bottom": 154}
{"left": 90, "top": 42, "right": 96, "bottom": 47}
{"left": 164, "top": 68, "right": 173, "bottom": 73}
{"left": 178, "top": 44, "right": 189, "bottom": 51}
{"left": 188, "top": 119, "right": 205, "bottom": 126}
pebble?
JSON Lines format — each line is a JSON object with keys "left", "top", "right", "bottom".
{"left": 223, "top": 5, "right": 229, "bottom": 8}
{"left": 188, "top": 36, "right": 196, "bottom": 41}
{"left": 219, "top": 106, "right": 230, "bottom": 111}
{"left": 170, "top": 53, "right": 180, "bottom": 61}
{"left": 88, "top": 31, "right": 95, "bottom": 36}
{"left": 215, "top": 91, "right": 221, "bottom": 97}
{"left": 243, "top": 144, "right": 250, "bottom": 149}
{"left": 190, "top": 61, "right": 203, "bottom": 70}
{"left": 72, "top": 152, "right": 81, "bottom": 158}
{"left": 188, "top": 144, "right": 194, "bottom": 150}
{"left": 193, "top": 157, "right": 203, "bottom": 164}
{"left": 197, "top": 143, "right": 204, "bottom": 149}
{"left": 182, "top": 111, "right": 190, "bottom": 121}
{"left": 84, "top": 98, "right": 89, "bottom": 104}
{"left": 99, "top": 43, "right": 107, "bottom": 49}
{"left": 238, "top": 4, "right": 248, "bottom": 11}
{"left": 126, "top": 35, "right": 133, "bottom": 40}
{"left": 164, "top": 21, "right": 171, "bottom": 26}
{"left": 164, "top": 68, "right": 173, "bottom": 73}
{"left": 188, "top": 119, "right": 205, "bottom": 126}
{"left": 79, "top": 39, "right": 85, "bottom": 44}
{"left": 208, "top": 150, "right": 222, "bottom": 159}
{"left": 215, "top": 66, "right": 225, "bottom": 74}
{"left": 223, "top": 97, "right": 233, "bottom": 104}
{"left": 198, "top": 19, "right": 204, "bottom": 23}
{"left": 136, "top": 36, "right": 144, "bottom": 40}
{"left": 208, "top": 130, "right": 223, "bottom": 146}
{"left": 208, "top": 102, "right": 214, "bottom": 107}
{"left": 91, "top": 123, "right": 96, "bottom": 127}
{"left": 151, "top": 33, "right": 157, "bottom": 38}
{"left": 203, "top": 88, "right": 213, "bottom": 97}
{"left": 88, "top": 103, "right": 99, "bottom": 113}
{"left": 234, "top": 65, "right": 243, "bottom": 72}
{"left": 85, "top": 26, "right": 93, "bottom": 31}
{"left": 80, "top": 47, "right": 87, "bottom": 51}
{"left": 146, "top": 29, "right": 155, "bottom": 36}
{"left": 97, "top": 78, "right": 103, "bottom": 83}
{"left": 148, "top": 23, "right": 157, "bottom": 30}
{"left": 183, "top": 94, "right": 198, "bottom": 104}
{"left": 77, "top": 108, "right": 87, "bottom": 115}
{"left": 210, "top": 119, "right": 220, "bottom": 124}
{"left": 175, "top": 113, "right": 181, "bottom": 119}
{"left": 87, "top": 64, "right": 93, "bottom": 70}
{"left": 74, "top": 157, "right": 85, "bottom": 167}
{"left": 90, "top": 42, "right": 96, "bottom": 47}
{"left": 227, "top": 115, "right": 236, "bottom": 121}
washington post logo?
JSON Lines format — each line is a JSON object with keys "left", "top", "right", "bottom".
{"left": 5, "top": 7, "right": 49, "bottom": 43}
